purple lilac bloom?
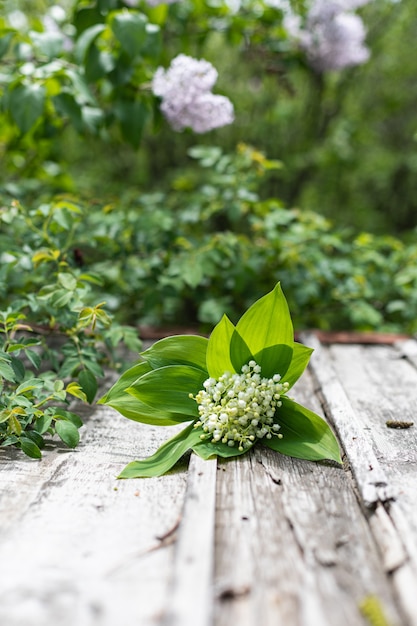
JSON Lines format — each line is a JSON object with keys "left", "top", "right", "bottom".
{"left": 152, "top": 54, "right": 234, "bottom": 133}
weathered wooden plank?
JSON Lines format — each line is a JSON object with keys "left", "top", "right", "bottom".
{"left": 0, "top": 402, "right": 189, "bottom": 626}
{"left": 300, "top": 332, "right": 395, "bottom": 508}
{"left": 162, "top": 454, "right": 217, "bottom": 626}
{"left": 213, "top": 369, "right": 403, "bottom": 626}
{"left": 304, "top": 334, "right": 417, "bottom": 626}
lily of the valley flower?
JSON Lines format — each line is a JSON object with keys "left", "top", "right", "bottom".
{"left": 100, "top": 283, "right": 341, "bottom": 478}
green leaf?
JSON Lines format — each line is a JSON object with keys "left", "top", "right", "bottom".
{"left": 25, "top": 349, "right": 42, "bottom": 370}
{"left": 128, "top": 365, "right": 206, "bottom": 417}
{"left": 55, "top": 420, "right": 80, "bottom": 448}
{"left": 229, "top": 329, "right": 253, "bottom": 374}
{"left": 54, "top": 91, "right": 84, "bottom": 131}
{"left": 34, "top": 414, "right": 53, "bottom": 435}
{"left": 25, "top": 430, "right": 45, "bottom": 449}
{"left": 15, "top": 378, "right": 44, "bottom": 395}
{"left": 99, "top": 361, "right": 151, "bottom": 404}
{"left": 0, "top": 32, "right": 13, "bottom": 59}
{"left": 9, "top": 83, "right": 46, "bottom": 134}
{"left": 54, "top": 409, "right": 83, "bottom": 429}
{"left": 10, "top": 357, "right": 25, "bottom": 382}
{"left": 118, "top": 422, "right": 201, "bottom": 478}
{"left": 105, "top": 394, "right": 188, "bottom": 425}
{"left": 20, "top": 437, "right": 42, "bottom": 459}
{"left": 58, "top": 272, "right": 77, "bottom": 290}
{"left": 264, "top": 397, "right": 342, "bottom": 464}
{"left": 0, "top": 359, "right": 16, "bottom": 382}
{"left": 141, "top": 335, "right": 208, "bottom": 372}
{"left": 115, "top": 99, "right": 149, "bottom": 149}
{"left": 235, "top": 283, "right": 294, "bottom": 357}
{"left": 285, "top": 342, "right": 314, "bottom": 389}
{"left": 75, "top": 23, "right": 106, "bottom": 63}
{"left": 30, "top": 31, "right": 64, "bottom": 58}
{"left": 252, "top": 343, "right": 293, "bottom": 379}
{"left": 78, "top": 369, "right": 98, "bottom": 404}
{"left": 192, "top": 439, "right": 249, "bottom": 460}
{"left": 206, "top": 314, "right": 236, "bottom": 378}
{"left": 111, "top": 11, "right": 147, "bottom": 58}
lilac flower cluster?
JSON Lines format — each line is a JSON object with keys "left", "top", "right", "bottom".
{"left": 285, "top": 0, "right": 371, "bottom": 72}
{"left": 152, "top": 54, "right": 234, "bottom": 133}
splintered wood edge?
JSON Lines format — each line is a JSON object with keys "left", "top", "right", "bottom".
{"left": 161, "top": 453, "right": 218, "bottom": 626}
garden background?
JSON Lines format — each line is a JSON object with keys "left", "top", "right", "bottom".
{"left": 1, "top": 0, "right": 417, "bottom": 456}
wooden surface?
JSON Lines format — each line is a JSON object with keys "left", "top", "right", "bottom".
{"left": 1, "top": 336, "right": 417, "bottom": 626}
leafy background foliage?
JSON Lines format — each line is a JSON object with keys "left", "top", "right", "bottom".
{"left": 1, "top": 0, "right": 417, "bottom": 457}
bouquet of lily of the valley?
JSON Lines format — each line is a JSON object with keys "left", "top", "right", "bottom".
{"left": 100, "top": 284, "right": 341, "bottom": 477}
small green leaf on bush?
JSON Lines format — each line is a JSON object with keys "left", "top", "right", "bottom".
{"left": 55, "top": 420, "right": 80, "bottom": 448}
{"left": 66, "top": 382, "right": 87, "bottom": 402}
{"left": 20, "top": 437, "right": 42, "bottom": 459}
{"left": 0, "top": 360, "right": 16, "bottom": 382}
{"left": 54, "top": 409, "right": 83, "bottom": 429}
{"left": 78, "top": 369, "right": 98, "bottom": 404}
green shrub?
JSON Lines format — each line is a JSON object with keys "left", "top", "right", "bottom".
{"left": 3, "top": 144, "right": 416, "bottom": 338}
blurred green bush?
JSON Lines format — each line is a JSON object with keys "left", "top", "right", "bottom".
{"left": 3, "top": 144, "right": 416, "bottom": 334}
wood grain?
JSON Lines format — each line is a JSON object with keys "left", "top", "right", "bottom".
{"left": 2, "top": 338, "right": 417, "bottom": 625}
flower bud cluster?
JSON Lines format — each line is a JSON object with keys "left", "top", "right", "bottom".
{"left": 152, "top": 54, "right": 234, "bottom": 133}
{"left": 192, "top": 361, "right": 288, "bottom": 452}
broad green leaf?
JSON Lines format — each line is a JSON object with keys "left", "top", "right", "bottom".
{"left": 53, "top": 92, "right": 83, "bottom": 131}
{"left": 111, "top": 11, "right": 147, "bottom": 58}
{"left": 55, "top": 420, "right": 80, "bottom": 448}
{"left": 206, "top": 315, "right": 236, "bottom": 378}
{"left": 127, "top": 365, "right": 206, "bottom": 417}
{"left": 118, "top": 423, "right": 201, "bottom": 478}
{"left": 115, "top": 99, "right": 149, "bottom": 149}
{"left": 74, "top": 23, "right": 106, "bottom": 63}
{"left": 285, "top": 342, "right": 314, "bottom": 389}
{"left": 20, "top": 437, "right": 42, "bottom": 459}
{"left": 9, "top": 83, "right": 46, "bottom": 134}
{"left": 78, "top": 369, "right": 98, "bottom": 404}
{"left": 0, "top": 32, "right": 13, "bottom": 59}
{"left": 141, "top": 335, "right": 208, "bottom": 372}
{"left": 142, "top": 23, "right": 161, "bottom": 59}
{"left": 252, "top": 343, "right": 293, "bottom": 379}
{"left": 99, "top": 361, "right": 151, "bottom": 404}
{"left": 30, "top": 31, "right": 63, "bottom": 58}
{"left": 264, "top": 397, "right": 342, "bottom": 464}
{"left": 105, "top": 385, "right": 191, "bottom": 425}
{"left": 192, "top": 439, "right": 249, "bottom": 460}
{"left": 107, "top": 394, "right": 188, "bottom": 425}
{"left": 229, "top": 329, "right": 253, "bottom": 374}
{"left": 235, "top": 283, "right": 294, "bottom": 357}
